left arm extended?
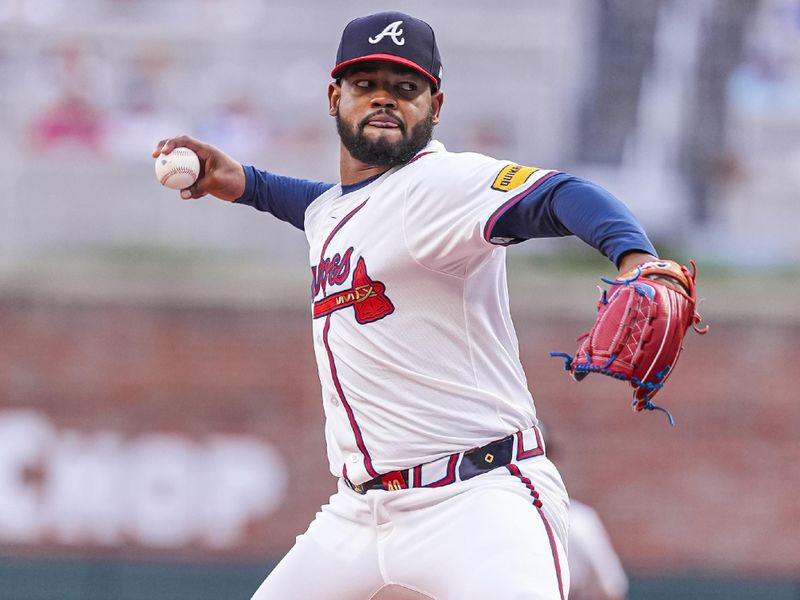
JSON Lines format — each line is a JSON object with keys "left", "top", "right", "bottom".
{"left": 489, "top": 173, "right": 657, "bottom": 271}
{"left": 490, "top": 173, "right": 707, "bottom": 420}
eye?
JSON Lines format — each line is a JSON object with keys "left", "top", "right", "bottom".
{"left": 398, "top": 81, "right": 418, "bottom": 92}
{"left": 354, "top": 79, "right": 372, "bottom": 89}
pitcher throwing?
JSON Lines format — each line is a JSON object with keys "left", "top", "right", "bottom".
{"left": 153, "top": 11, "right": 703, "bottom": 599}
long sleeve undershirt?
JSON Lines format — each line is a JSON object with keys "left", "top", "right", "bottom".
{"left": 490, "top": 172, "right": 656, "bottom": 266}
{"left": 234, "top": 166, "right": 656, "bottom": 267}
{"left": 235, "top": 165, "right": 335, "bottom": 228}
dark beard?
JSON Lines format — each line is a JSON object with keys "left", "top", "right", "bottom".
{"left": 336, "top": 109, "right": 434, "bottom": 167}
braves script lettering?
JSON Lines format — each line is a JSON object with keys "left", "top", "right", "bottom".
{"left": 311, "top": 247, "right": 354, "bottom": 297}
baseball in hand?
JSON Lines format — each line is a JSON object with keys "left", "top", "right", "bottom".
{"left": 155, "top": 147, "right": 201, "bottom": 190}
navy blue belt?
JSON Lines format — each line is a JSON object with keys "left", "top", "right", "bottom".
{"left": 346, "top": 430, "right": 543, "bottom": 495}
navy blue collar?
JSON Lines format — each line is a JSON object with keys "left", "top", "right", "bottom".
{"left": 341, "top": 172, "right": 385, "bottom": 195}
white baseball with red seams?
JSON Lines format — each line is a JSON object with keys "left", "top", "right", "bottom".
{"left": 155, "top": 147, "right": 200, "bottom": 190}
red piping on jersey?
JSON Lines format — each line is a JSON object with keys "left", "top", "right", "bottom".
{"left": 409, "top": 150, "right": 436, "bottom": 164}
{"left": 482, "top": 171, "right": 560, "bottom": 243}
{"left": 323, "top": 314, "right": 379, "bottom": 479}
{"left": 320, "top": 198, "right": 369, "bottom": 257}
{"left": 506, "top": 463, "right": 565, "bottom": 600}
{"left": 317, "top": 197, "right": 379, "bottom": 479}
{"left": 515, "top": 427, "right": 545, "bottom": 460}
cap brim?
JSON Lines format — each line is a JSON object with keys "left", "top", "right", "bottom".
{"left": 331, "top": 54, "right": 438, "bottom": 87}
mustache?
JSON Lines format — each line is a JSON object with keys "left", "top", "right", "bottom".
{"left": 359, "top": 109, "right": 406, "bottom": 133}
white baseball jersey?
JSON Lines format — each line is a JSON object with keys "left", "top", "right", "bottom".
{"left": 304, "top": 140, "right": 558, "bottom": 485}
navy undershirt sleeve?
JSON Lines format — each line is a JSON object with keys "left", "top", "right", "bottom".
{"left": 234, "top": 165, "right": 335, "bottom": 231}
{"left": 490, "top": 173, "right": 657, "bottom": 266}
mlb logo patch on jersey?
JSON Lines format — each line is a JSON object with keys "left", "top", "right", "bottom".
{"left": 491, "top": 164, "right": 539, "bottom": 192}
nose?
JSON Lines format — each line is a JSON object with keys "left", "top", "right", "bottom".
{"left": 369, "top": 85, "right": 398, "bottom": 109}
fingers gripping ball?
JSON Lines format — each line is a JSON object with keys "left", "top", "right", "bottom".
{"left": 155, "top": 147, "right": 200, "bottom": 190}
{"left": 550, "top": 260, "right": 708, "bottom": 424}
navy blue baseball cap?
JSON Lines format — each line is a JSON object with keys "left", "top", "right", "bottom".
{"left": 331, "top": 12, "right": 443, "bottom": 90}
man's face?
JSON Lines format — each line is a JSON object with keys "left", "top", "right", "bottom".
{"left": 329, "top": 62, "right": 444, "bottom": 167}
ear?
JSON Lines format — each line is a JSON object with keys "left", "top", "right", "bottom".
{"left": 328, "top": 82, "right": 341, "bottom": 117}
{"left": 431, "top": 90, "right": 444, "bottom": 125}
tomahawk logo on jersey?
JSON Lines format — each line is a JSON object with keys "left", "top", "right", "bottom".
{"left": 312, "top": 254, "right": 395, "bottom": 325}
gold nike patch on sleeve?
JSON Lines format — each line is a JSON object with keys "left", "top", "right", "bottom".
{"left": 491, "top": 164, "right": 539, "bottom": 192}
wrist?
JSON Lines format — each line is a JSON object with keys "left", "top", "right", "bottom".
{"left": 617, "top": 251, "right": 657, "bottom": 274}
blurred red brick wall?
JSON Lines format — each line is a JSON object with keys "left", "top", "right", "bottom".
{"left": 1, "top": 297, "right": 798, "bottom": 575}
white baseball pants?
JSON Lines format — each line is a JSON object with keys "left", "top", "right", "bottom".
{"left": 251, "top": 456, "right": 570, "bottom": 600}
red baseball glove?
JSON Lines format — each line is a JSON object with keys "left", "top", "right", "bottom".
{"left": 551, "top": 259, "right": 707, "bottom": 424}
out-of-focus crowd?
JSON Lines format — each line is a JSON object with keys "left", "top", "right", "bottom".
{"left": 0, "top": 0, "right": 345, "bottom": 169}
{"left": 19, "top": 38, "right": 280, "bottom": 163}
{"left": 2, "top": 0, "right": 800, "bottom": 265}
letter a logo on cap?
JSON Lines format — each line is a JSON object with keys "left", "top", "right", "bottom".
{"left": 369, "top": 20, "right": 405, "bottom": 45}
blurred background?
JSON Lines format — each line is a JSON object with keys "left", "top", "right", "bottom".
{"left": 1, "top": 0, "right": 798, "bottom": 599}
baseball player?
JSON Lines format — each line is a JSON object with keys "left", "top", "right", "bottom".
{"left": 152, "top": 12, "right": 694, "bottom": 600}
